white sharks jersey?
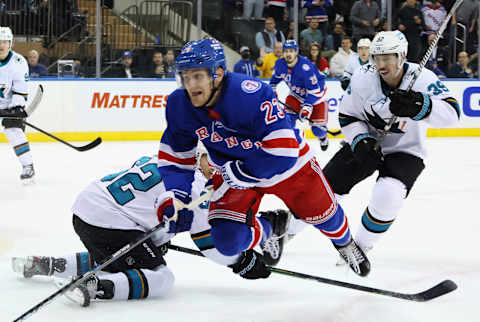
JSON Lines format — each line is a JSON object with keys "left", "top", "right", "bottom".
{"left": 72, "top": 156, "right": 238, "bottom": 266}
{"left": 0, "top": 50, "right": 29, "bottom": 109}
{"left": 342, "top": 53, "right": 369, "bottom": 80}
{"left": 340, "top": 62, "right": 460, "bottom": 159}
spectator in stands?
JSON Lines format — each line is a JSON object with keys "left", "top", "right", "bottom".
{"left": 300, "top": 18, "right": 324, "bottom": 54}
{"left": 164, "top": 49, "right": 176, "bottom": 78}
{"left": 303, "top": 0, "right": 332, "bottom": 39}
{"left": 329, "top": 36, "right": 354, "bottom": 78}
{"left": 421, "top": 0, "right": 446, "bottom": 36}
{"left": 255, "top": 41, "right": 283, "bottom": 78}
{"left": 448, "top": 51, "right": 474, "bottom": 78}
{"left": 73, "top": 58, "right": 88, "bottom": 78}
{"left": 255, "top": 17, "right": 286, "bottom": 57}
{"left": 285, "top": 20, "right": 296, "bottom": 40}
{"left": 425, "top": 33, "right": 449, "bottom": 75}
{"left": 243, "top": 0, "right": 264, "bottom": 19}
{"left": 329, "top": 22, "right": 346, "bottom": 51}
{"left": 234, "top": 46, "right": 260, "bottom": 77}
{"left": 145, "top": 50, "right": 168, "bottom": 78}
{"left": 451, "top": 0, "right": 479, "bottom": 55}
{"left": 426, "top": 58, "right": 446, "bottom": 78}
{"left": 110, "top": 51, "right": 140, "bottom": 78}
{"left": 266, "top": 0, "right": 287, "bottom": 24}
{"left": 398, "top": 0, "right": 425, "bottom": 63}
{"left": 350, "top": 0, "right": 380, "bottom": 50}
{"left": 27, "top": 50, "right": 48, "bottom": 78}
{"left": 307, "top": 42, "right": 329, "bottom": 77}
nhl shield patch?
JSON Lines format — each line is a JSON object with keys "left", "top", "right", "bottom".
{"left": 241, "top": 80, "right": 261, "bottom": 93}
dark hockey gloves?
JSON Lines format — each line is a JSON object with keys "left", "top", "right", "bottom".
{"left": 389, "top": 89, "right": 432, "bottom": 120}
{"left": 156, "top": 191, "right": 193, "bottom": 234}
{"left": 229, "top": 249, "right": 271, "bottom": 280}
{"left": 340, "top": 77, "right": 350, "bottom": 91}
{"left": 351, "top": 134, "right": 383, "bottom": 173}
{"left": 0, "top": 106, "right": 28, "bottom": 118}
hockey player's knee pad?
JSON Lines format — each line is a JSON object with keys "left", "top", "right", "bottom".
{"left": 210, "top": 219, "right": 252, "bottom": 256}
{"left": 369, "top": 177, "right": 407, "bottom": 221}
{"left": 311, "top": 125, "right": 327, "bottom": 138}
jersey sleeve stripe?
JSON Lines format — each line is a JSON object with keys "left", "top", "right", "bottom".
{"left": 158, "top": 150, "right": 196, "bottom": 166}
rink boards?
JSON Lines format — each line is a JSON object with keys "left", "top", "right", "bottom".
{"left": 1, "top": 78, "right": 479, "bottom": 143}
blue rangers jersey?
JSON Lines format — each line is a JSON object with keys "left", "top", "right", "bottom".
{"left": 158, "top": 72, "right": 313, "bottom": 197}
{"left": 269, "top": 55, "right": 326, "bottom": 106}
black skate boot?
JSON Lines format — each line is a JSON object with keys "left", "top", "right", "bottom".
{"left": 259, "top": 210, "right": 291, "bottom": 266}
{"left": 20, "top": 164, "right": 35, "bottom": 181}
{"left": 12, "top": 256, "right": 66, "bottom": 278}
{"left": 334, "top": 239, "right": 371, "bottom": 277}
{"left": 56, "top": 275, "right": 115, "bottom": 307}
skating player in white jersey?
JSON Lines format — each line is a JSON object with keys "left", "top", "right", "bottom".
{"left": 11, "top": 154, "right": 287, "bottom": 306}
{"left": 340, "top": 38, "right": 371, "bottom": 91}
{"left": 320, "top": 30, "right": 460, "bottom": 258}
{"left": 0, "top": 27, "right": 34, "bottom": 181}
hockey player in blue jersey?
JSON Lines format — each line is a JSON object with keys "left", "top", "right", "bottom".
{"left": 156, "top": 38, "right": 371, "bottom": 278}
{"left": 269, "top": 39, "right": 330, "bottom": 151}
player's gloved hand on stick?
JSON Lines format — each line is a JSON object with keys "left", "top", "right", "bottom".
{"left": 389, "top": 89, "right": 432, "bottom": 120}
{"left": 299, "top": 103, "right": 313, "bottom": 122}
{"left": 340, "top": 77, "right": 350, "bottom": 91}
{"left": 351, "top": 134, "right": 383, "bottom": 173}
{"left": 155, "top": 191, "right": 193, "bottom": 233}
{"left": 0, "top": 106, "right": 27, "bottom": 118}
{"left": 229, "top": 249, "right": 271, "bottom": 280}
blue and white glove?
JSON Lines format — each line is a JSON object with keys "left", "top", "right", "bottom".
{"left": 208, "top": 161, "right": 259, "bottom": 202}
{"left": 299, "top": 103, "right": 313, "bottom": 122}
{"left": 155, "top": 191, "right": 193, "bottom": 234}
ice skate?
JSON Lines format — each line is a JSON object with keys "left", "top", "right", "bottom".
{"left": 334, "top": 239, "right": 370, "bottom": 277}
{"left": 12, "top": 256, "right": 66, "bottom": 278}
{"left": 20, "top": 164, "right": 35, "bottom": 183}
{"left": 55, "top": 274, "right": 114, "bottom": 307}
{"left": 260, "top": 210, "right": 291, "bottom": 266}
{"left": 336, "top": 245, "right": 372, "bottom": 266}
{"left": 319, "top": 135, "right": 329, "bottom": 151}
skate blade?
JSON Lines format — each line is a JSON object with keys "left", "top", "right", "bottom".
{"left": 21, "top": 177, "right": 35, "bottom": 186}
{"left": 54, "top": 277, "right": 91, "bottom": 307}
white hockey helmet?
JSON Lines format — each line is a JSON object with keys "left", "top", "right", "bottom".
{"left": 357, "top": 38, "right": 371, "bottom": 48}
{"left": 370, "top": 30, "right": 408, "bottom": 69}
{"left": 0, "top": 27, "right": 13, "bottom": 49}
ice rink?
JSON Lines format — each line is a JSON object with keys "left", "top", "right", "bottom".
{"left": 1, "top": 138, "right": 479, "bottom": 322}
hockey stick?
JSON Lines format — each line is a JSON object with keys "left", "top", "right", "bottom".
{"left": 12, "top": 189, "right": 213, "bottom": 322}
{"left": 168, "top": 244, "right": 458, "bottom": 302}
{"left": 276, "top": 100, "right": 342, "bottom": 136}
{"left": 21, "top": 120, "right": 102, "bottom": 152}
{"left": 25, "top": 84, "right": 44, "bottom": 116}
{"left": 375, "top": 0, "right": 464, "bottom": 150}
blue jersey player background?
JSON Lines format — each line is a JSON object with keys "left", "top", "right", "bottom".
{"left": 269, "top": 40, "right": 330, "bottom": 151}
{"left": 156, "top": 38, "right": 371, "bottom": 278}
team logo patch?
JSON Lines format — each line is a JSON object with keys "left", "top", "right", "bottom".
{"left": 302, "top": 64, "right": 310, "bottom": 71}
{"left": 241, "top": 80, "right": 261, "bottom": 93}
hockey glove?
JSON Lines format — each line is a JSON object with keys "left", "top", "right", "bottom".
{"left": 351, "top": 134, "right": 383, "bottom": 174}
{"left": 389, "top": 89, "right": 432, "bottom": 120}
{"left": 0, "top": 106, "right": 28, "bottom": 118}
{"left": 155, "top": 191, "right": 193, "bottom": 234}
{"left": 157, "top": 241, "right": 170, "bottom": 256}
{"left": 299, "top": 103, "right": 313, "bottom": 122}
{"left": 229, "top": 249, "right": 271, "bottom": 280}
{"left": 340, "top": 77, "right": 350, "bottom": 91}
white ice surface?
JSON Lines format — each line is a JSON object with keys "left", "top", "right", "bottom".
{"left": 1, "top": 138, "right": 479, "bottom": 322}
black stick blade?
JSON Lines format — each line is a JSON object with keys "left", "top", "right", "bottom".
{"left": 410, "top": 280, "right": 458, "bottom": 302}
{"left": 75, "top": 137, "right": 102, "bottom": 151}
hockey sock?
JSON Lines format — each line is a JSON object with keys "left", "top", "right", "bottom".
{"left": 97, "top": 265, "right": 174, "bottom": 300}
{"left": 52, "top": 252, "right": 94, "bottom": 278}
{"left": 355, "top": 177, "right": 406, "bottom": 250}
{"left": 210, "top": 218, "right": 266, "bottom": 256}
{"left": 314, "top": 204, "right": 351, "bottom": 246}
{"left": 4, "top": 128, "right": 33, "bottom": 166}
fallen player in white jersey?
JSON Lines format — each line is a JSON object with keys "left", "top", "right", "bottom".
{"left": 12, "top": 154, "right": 289, "bottom": 306}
